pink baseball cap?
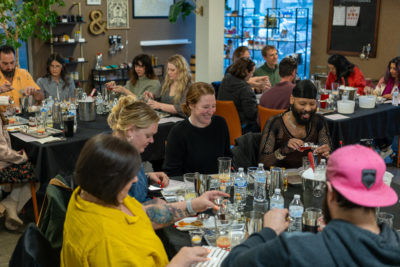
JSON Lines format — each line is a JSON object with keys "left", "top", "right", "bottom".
{"left": 326, "top": 144, "right": 398, "bottom": 207}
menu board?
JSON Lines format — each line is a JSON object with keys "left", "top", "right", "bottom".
{"left": 327, "top": 0, "right": 380, "bottom": 57}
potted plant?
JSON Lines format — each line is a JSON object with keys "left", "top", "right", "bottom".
{"left": 0, "top": 0, "right": 65, "bottom": 63}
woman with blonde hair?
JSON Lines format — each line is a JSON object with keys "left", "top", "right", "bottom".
{"left": 108, "top": 95, "right": 170, "bottom": 203}
{"left": 145, "top": 54, "right": 192, "bottom": 116}
{"left": 164, "top": 82, "right": 231, "bottom": 176}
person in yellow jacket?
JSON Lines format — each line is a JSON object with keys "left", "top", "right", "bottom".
{"left": 61, "top": 134, "right": 228, "bottom": 266}
{"left": 0, "top": 45, "right": 43, "bottom": 108}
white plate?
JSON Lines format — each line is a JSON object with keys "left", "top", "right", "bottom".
{"left": 175, "top": 216, "right": 215, "bottom": 231}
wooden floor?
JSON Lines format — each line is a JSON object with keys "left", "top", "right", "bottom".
{"left": 0, "top": 166, "right": 400, "bottom": 266}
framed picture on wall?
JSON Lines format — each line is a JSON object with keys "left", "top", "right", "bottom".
{"left": 107, "top": 0, "right": 130, "bottom": 29}
{"left": 133, "top": 0, "right": 174, "bottom": 18}
{"left": 87, "top": 0, "right": 101, "bottom": 5}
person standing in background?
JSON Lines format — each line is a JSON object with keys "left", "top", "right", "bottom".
{"left": 253, "top": 45, "right": 280, "bottom": 87}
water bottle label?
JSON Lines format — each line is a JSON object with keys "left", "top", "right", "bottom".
{"left": 289, "top": 206, "right": 304, "bottom": 217}
{"left": 270, "top": 202, "right": 284, "bottom": 209}
{"left": 235, "top": 180, "right": 247, "bottom": 187}
{"left": 69, "top": 110, "right": 76, "bottom": 116}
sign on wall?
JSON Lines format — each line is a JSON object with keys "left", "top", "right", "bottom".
{"left": 87, "top": 0, "right": 101, "bottom": 5}
{"left": 107, "top": 0, "right": 129, "bottom": 29}
{"left": 133, "top": 0, "right": 174, "bottom": 18}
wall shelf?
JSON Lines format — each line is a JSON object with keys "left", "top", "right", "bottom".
{"left": 140, "top": 39, "right": 192, "bottom": 46}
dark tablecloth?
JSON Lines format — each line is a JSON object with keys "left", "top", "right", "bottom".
{"left": 157, "top": 180, "right": 400, "bottom": 259}
{"left": 325, "top": 103, "right": 400, "bottom": 149}
{"left": 10, "top": 115, "right": 175, "bottom": 189}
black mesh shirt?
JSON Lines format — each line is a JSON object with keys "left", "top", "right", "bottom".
{"left": 258, "top": 111, "right": 332, "bottom": 169}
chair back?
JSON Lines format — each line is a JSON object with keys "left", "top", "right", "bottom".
{"left": 9, "top": 223, "right": 60, "bottom": 267}
{"left": 215, "top": 100, "right": 242, "bottom": 145}
{"left": 258, "top": 106, "right": 285, "bottom": 132}
{"left": 37, "top": 175, "right": 73, "bottom": 253}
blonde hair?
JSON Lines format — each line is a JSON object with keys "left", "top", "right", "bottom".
{"left": 161, "top": 54, "right": 192, "bottom": 104}
{"left": 182, "top": 82, "right": 215, "bottom": 116}
{"left": 107, "top": 95, "right": 159, "bottom": 136}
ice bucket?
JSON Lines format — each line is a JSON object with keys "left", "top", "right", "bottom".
{"left": 301, "top": 168, "right": 326, "bottom": 209}
{"left": 78, "top": 100, "right": 96, "bottom": 121}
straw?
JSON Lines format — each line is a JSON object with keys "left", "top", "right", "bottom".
{"left": 308, "top": 151, "right": 315, "bottom": 172}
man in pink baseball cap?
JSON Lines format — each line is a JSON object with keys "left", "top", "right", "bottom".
{"left": 223, "top": 145, "right": 400, "bottom": 267}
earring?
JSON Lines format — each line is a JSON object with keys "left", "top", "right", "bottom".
{"left": 127, "top": 135, "right": 133, "bottom": 141}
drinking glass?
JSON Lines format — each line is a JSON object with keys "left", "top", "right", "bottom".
{"left": 189, "top": 229, "right": 204, "bottom": 246}
{"left": 183, "top": 173, "right": 197, "bottom": 200}
{"left": 216, "top": 218, "right": 232, "bottom": 250}
{"left": 302, "top": 207, "right": 322, "bottom": 233}
{"left": 302, "top": 156, "right": 310, "bottom": 171}
{"left": 218, "top": 157, "right": 232, "bottom": 195}
{"left": 246, "top": 167, "right": 257, "bottom": 197}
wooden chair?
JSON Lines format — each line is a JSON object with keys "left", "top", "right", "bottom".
{"left": 258, "top": 106, "right": 286, "bottom": 132}
{"left": 0, "top": 181, "right": 39, "bottom": 223}
{"left": 215, "top": 100, "right": 242, "bottom": 145}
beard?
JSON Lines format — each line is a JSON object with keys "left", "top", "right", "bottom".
{"left": 1, "top": 67, "right": 15, "bottom": 78}
{"left": 291, "top": 104, "right": 316, "bottom": 125}
{"left": 322, "top": 192, "right": 332, "bottom": 225}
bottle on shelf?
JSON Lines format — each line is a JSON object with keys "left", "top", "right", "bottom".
{"left": 270, "top": 188, "right": 284, "bottom": 210}
{"left": 234, "top": 167, "right": 247, "bottom": 209}
{"left": 288, "top": 194, "right": 304, "bottom": 232}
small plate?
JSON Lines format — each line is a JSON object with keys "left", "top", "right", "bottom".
{"left": 175, "top": 216, "right": 215, "bottom": 231}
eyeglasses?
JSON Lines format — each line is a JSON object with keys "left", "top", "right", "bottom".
{"left": 50, "top": 65, "right": 62, "bottom": 69}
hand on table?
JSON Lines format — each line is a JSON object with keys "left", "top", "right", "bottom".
{"left": 263, "top": 208, "right": 289, "bottom": 235}
{"left": 147, "top": 99, "right": 162, "bottom": 110}
{"left": 315, "top": 144, "right": 330, "bottom": 159}
{"left": 191, "top": 191, "right": 230, "bottom": 213}
{"left": 167, "top": 246, "right": 210, "bottom": 267}
{"left": 147, "top": 172, "right": 170, "bottom": 188}
{"left": 287, "top": 138, "right": 304, "bottom": 152}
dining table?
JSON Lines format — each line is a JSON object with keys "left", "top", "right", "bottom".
{"left": 155, "top": 176, "right": 400, "bottom": 260}
{"left": 10, "top": 114, "right": 178, "bottom": 191}
{"left": 323, "top": 102, "right": 400, "bottom": 149}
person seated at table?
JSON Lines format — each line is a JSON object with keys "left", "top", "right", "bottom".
{"left": 253, "top": 45, "right": 280, "bottom": 87}
{"left": 61, "top": 134, "right": 228, "bottom": 266}
{"left": 0, "top": 45, "right": 43, "bottom": 107}
{"left": 325, "top": 54, "right": 366, "bottom": 95}
{"left": 364, "top": 56, "right": 400, "bottom": 159}
{"left": 218, "top": 57, "right": 258, "bottom": 133}
{"left": 223, "top": 145, "right": 400, "bottom": 267}
{"left": 145, "top": 54, "right": 191, "bottom": 116}
{"left": 36, "top": 54, "right": 75, "bottom": 101}
{"left": 226, "top": 46, "right": 271, "bottom": 93}
{"left": 259, "top": 57, "right": 298, "bottom": 110}
{"left": 164, "top": 82, "right": 231, "bottom": 176}
{"left": 259, "top": 80, "right": 331, "bottom": 169}
{"left": 105, "top": 54, "right": 160, "bottom": 98}
{"left": 108, "top": 95, "right": 171, "bottom": 203}
{"left": 0, "top": 106, "right": 38, "bottom": 231}
{"left": 364, "top": 56, "right": 400, "bottom": 99}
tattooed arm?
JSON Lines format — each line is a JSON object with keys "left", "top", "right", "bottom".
{"left": 144, "top": 190, "right": 229, "bottom": 230}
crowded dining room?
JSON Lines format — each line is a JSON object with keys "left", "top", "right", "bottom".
{"left": 2, "top": 0, "right": 400, "bottom": 266}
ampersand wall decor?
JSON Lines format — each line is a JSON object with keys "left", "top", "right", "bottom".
{"left": 89, "top": 10, "right": 107, "bottom": 35}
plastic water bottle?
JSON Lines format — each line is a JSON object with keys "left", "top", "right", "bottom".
{"left": 254, "top": 163, "right": 267, "bottom": 202}
{"left": 68, "top": 103, "right": 77, "bottom": 133}
{"left": 392, "top": 86, "right": 399, "bottom": 106}
{"left": 96, "top": 94, "right": 104, "bottom": 115}
{"left": 234, "top": 168, "right": 247, "bottom": 209}
{"left": 253, "top": 163, "right": 268, "bottom": 212}
{"left": 270, "top": 188, "right": 284, "bottom": 210}
{"left": 47, "top": 96, "right": 54, "bottom": 116}
{"left": 288, "top": 194, "right": 304, "bottom": 232}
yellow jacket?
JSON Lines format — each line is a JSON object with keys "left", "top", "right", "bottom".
{"left": 61, "top": 187, "right": 169, "bottom": 267}
{"left": 0, "top": 68, "right": 39, "bottom": 107}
